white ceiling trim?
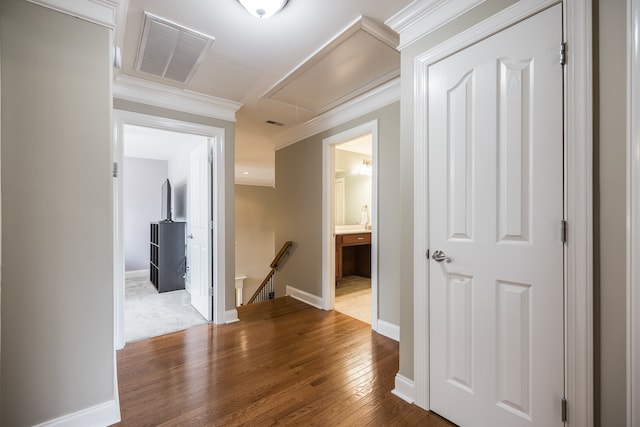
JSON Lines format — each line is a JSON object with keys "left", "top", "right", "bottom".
{"left": 261, "top": 16, "right": 399, "bottom": 112}
{"left": 27, "top": 0, "right": 120, "bottom": 28}
{"left": 113, "top": 75, "right": 243, "bottom": 122}
{"left": 386, "top": 0, "right": 486, "bottom": 50}
{"left": 310, "top": 67, "right": 399, "bottom": 116}
{"left": 273, "top": 77, "right": 399, "bottom": 151}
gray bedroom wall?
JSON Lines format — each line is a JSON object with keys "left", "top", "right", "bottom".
{"left": 0, "top": 1, "right": 115, "bottom": 424}
{"left": 124, "top": 157, "right": 168, "bottom": 271}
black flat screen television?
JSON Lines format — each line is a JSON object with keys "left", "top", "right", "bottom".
{"left": 161, "top": 179, "right": 172, "bottom": 221}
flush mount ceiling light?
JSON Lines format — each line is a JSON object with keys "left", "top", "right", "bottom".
{"left": 237, "top": 0, "right": 288, "bottom": 19}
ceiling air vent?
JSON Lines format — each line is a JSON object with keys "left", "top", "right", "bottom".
{"left": 265, "top": 120, "right": 284, "bottom": 126}
{"left": 135, "top": 12, "right": 214, "bottom": 84}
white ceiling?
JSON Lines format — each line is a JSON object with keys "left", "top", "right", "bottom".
{"left": 336, "top": 134, "right": 373, "bottom": 156}
{"left": 116, "top": 0, "right": 412, "bottom": 185}
{"left": 123, "top": 124, "right": 206, "bottom": 160}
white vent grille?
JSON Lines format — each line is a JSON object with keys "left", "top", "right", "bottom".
{"left": 135, "top": 12, "right": 214, "bottom": 84}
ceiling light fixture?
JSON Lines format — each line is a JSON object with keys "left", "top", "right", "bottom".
{"left": 237, "top": 0, "right": 288, "bottom": 19}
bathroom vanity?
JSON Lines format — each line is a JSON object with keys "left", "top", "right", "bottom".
{"left": 335, "top": 226, "right": 371, "bottom": 280}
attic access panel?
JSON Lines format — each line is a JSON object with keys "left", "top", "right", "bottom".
{"left": 261, "top": 17, "right": 400, "bottom": 115}
{"left": 135, "top": 12, "right": 215, "bottom": 84}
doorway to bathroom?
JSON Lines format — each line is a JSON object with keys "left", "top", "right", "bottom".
{"left": 321, "top": 120, "right": 378, "bottom": 329}
{"left": 333, "top": 135, "right": 373, "bottom": 323}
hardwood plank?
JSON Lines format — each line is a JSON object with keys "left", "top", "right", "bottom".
{"left": 114, "top": 297, "right": 455, "bottom": 426}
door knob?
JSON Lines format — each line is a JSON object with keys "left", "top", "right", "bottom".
{"left": 187, "top": 234, "right": 194, "bottom": 239}
{"left": 432, "top": 250, "right": 452, "bottom": 263}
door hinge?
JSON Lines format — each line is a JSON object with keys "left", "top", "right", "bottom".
{"left": 112, "top": 162, "right": 118, "bottom": 178}
{"left": 560, "top": 42, "right": 567, "bottom": 66}
{"left": 209, "top": 220, "right": 214, "bottom": 230}
{"left": 208, "top": 152, "right": 213, "bottom": 164}
{"left": 561, "top": 397, "right": 568, "bottom": 422}
{"left": 560, "top": 220, "right": 568, "bottom": 243}
{"left": 209, "top": 286, "right": 215, "bottom": 297}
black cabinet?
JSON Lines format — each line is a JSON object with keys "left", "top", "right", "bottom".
{"left": 150, "top": 221, "right": 186, "bottom": 293}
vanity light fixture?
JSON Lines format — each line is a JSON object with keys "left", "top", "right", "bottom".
{"left": 358, "top": 159, "right": 372, "bottom": 176}
{"left": 237, "top": 0, "right": 289, "bottom": 19}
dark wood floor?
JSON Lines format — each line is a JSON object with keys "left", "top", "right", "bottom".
{"left": 114, "top": 296, "right": 455, "bottom": 426}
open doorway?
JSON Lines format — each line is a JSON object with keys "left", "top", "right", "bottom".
{"left": 121, "top": 124, "right": 207, "bottom": 343}
{"left": 322, "top": 120, "right": 378, "bottom": 328}
{"left": 113, "top": 110, "right": 227, "bottom": 349}
{"left": 333, "top": 136, "right": 373, "bottom": 323}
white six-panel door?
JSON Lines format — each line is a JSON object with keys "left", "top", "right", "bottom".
{"left": 427, "top": 5, "right": 564, "bottom": 426}
{"left": 188, "top": 140, "right": 213, "bottom": 321}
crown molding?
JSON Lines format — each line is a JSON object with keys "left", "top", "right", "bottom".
{"left": 27, "top": 0, "right": 120, "bottom": 28}
{"left": 113, "top": 75, "right": 242, "bottom": 122}
{"left": 385, "top": 0, "right": 486, "bottom": 50}
{"left": 273, "top": 77, "right": 400, "bottom": 151}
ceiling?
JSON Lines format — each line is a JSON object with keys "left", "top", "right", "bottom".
{"left": 124, "top": 125, "right": 206, "bottom": 160}
{"left": 115, "top": 0, "right": 412, "bottom": 185}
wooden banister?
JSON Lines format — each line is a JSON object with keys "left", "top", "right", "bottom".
{"left": 270, "top": 241, "right": 293, "bottom": 269}
{"left": 247, "top": 241, "right": 293, "bottom": 304}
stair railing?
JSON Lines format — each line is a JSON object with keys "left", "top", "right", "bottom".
{"left": 247, "top": 241, "right": 293, "bottom": 304}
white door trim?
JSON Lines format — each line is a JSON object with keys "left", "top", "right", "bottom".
{"left": 412, "top": 1, "right": 593, "bottom": 425}
{"left": 113, "top": 110, "right": 227, "bottom": 349}
{"left": 322, "top": 120, "right": 379, "bottom": 328}
{"left": 628, "top": 1, "right": 640, "bottom": 425}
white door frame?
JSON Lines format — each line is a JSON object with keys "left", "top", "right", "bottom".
{"left": 627, "top": 0, "right": 640, "bottom": 425}
{"left": 322, "top": 120, "right": 379, "bottom": 327}
{"left": 113, "top": 110, "right": 227, "bottom": 349}
{"left": 412, "top": 1, "right": 593, "bottom": 425}
{"left": 334, "top": 177, "right": 346, "bottom": 226}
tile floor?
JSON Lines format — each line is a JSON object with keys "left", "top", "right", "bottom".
{"left": 334, "top": 275, "right": 371, "bottom": 324}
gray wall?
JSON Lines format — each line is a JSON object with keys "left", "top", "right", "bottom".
{"left": 275, "top": 102, "right": 401, "bottom": 326}
{"left": 114, "top": 99, "right": 237, "bottom": 311}
{"left": 124, "top": 157, "right": 168, "bottom": 271}
{"left": 595, "top": 0, "right": 627, "bottom": 425}
{"left": 0, "top": 1, "right": 115, "bottom": 425}
{"left": 235, "top": 184, "right": 276, "bottom": 304}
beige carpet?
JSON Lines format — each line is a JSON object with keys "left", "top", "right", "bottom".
{"left": 125, "top": 276, "right": 207, "bottom": 343}
{"left": 335, "top": 275, "right": 372, "bottom": 324}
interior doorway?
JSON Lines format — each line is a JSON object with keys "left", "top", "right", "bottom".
{"left": 333, "top": 136, "right": 373, "bottom": 323}
{"left": 113, "top": 110, "right": 227, "bottom": 349}
{"left": 120, "top": 125, "right": 207, "bottom": 343}
{"left": 322, "top": 120, "right": 378, "bottom": 329}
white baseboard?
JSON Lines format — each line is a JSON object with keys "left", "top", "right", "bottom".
{"left": 224, "top": 309, "right": 239, "bottom": 324}
{"left": 286, "top": 285, "right": 323, "bottom": 309}
{"left": 124, "top": 269, "right": 149, "bottom": 279}
{"left": 33, "top": 399, "right": 120, "bottom": 427}
{"left": 376, "top": 319, "right": 400, "bottom": 342}
{"left": 392, "top": 374, "right": 416, "bottom": 404}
